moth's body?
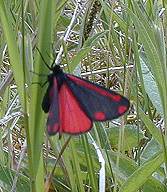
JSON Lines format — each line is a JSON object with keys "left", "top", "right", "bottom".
{"left": 42, "top": 65, "right": 130, "bottom": 135}
{"left": 42, "top": 66, "right": 65, "bottom": 113}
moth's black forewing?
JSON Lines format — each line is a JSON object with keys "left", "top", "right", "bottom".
{"left": 42, "top": 72, "right": 55, "bottom": 113}
{"left": 42, "top": 65, "right": 64, "bottom": 113}
{"left": 66, "top": 75, "right": 130, "bottom": 121}
{"left": 42, "top": 84, "right": 52, "bottom": 113}
{"left": 46, "top": 77, "right": 60, "bottom": 135}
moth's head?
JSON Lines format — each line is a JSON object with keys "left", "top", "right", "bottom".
{"left": 52, "top": 65, "right": 63, "bottom": 74}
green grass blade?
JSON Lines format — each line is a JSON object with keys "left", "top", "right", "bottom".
{"left": 0, "top": 1, "right": 25, "bottom": 108}
{"left": 120, "top": 151, "right": 164, "bottom": 192}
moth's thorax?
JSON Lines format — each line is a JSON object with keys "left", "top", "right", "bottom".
{"left": 48, "top": 65, "right": 67, "bottom": 89}
{"left": 52, "top": 65, "right": 62, "bottom": 74}
{"left": 48, "top": 65, "right": 63, "bottom": 81}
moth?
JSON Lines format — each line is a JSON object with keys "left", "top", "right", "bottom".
{"left": 42, "top": 65, "right": 130, "bottom": 135}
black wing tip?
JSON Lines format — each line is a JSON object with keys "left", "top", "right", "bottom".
{"left": 47, "top": 131, "right": 58, "bottom": 136}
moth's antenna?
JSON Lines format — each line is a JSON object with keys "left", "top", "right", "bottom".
{"left": 49, "top": 49, "right": 57, "bottom": 68}
{"left": 36, "top": 47, "right": 52, "bottom": 70}
{"left": 51, "top": 56, "right": 57, "bottom": 68}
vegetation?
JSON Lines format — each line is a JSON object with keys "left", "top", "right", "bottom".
{"left": 0, "top": 0, "right": 166, "bottom": 191}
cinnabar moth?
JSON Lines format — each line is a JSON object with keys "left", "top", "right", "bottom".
{"left": 42, "top": 65, "right": 130, "bottom": 135}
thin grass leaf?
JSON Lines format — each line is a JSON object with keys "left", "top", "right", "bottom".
{"left": 28, "top": 0, "right": 56, "bottom": 191}
{"left": 129, "top": 1, "right": 167, "bottom": 116}
{"left": 82, "top": 135, "right": 98, "bottom": 191}
{"left": 138, "top": 108, "right": 163, "bottom": 145}
{"left": 0, "top": 1, "right": 25, "bottom": 108}
{"left": 119, "top": 151, "right": 164, "bottom": 192}
{"left": 70, "top": 140, "right": 85, "bottom": 192}
{"left": 69, "top": 31, "right": 107, "bottom": 72}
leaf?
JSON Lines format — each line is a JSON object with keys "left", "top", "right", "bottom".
{"left": 70, "top": 31, "right": 107, "bottom": 72}
{"left": 140, "top": 56, "right": 163, "bottom": 116}
{"left": 0, "top": 164, "right": 30, "bottom": 192}
{"left": 107, "top": 124, "right": 144, "bottom": 150}
{"left": 119, "top": 151, "right": 165, "bottom": 192}
{"left": 141, "top": 139, "right": 161, "bottom": 161}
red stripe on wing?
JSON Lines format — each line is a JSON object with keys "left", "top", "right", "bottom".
{"left": 58, "top": 83, "right": 92, "bottom": 134}
{"left": 66, "top": 74, "right": 130, "bottom": 121}
{"left": 67, "top": 75, "right": 121, "bottom": 102}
